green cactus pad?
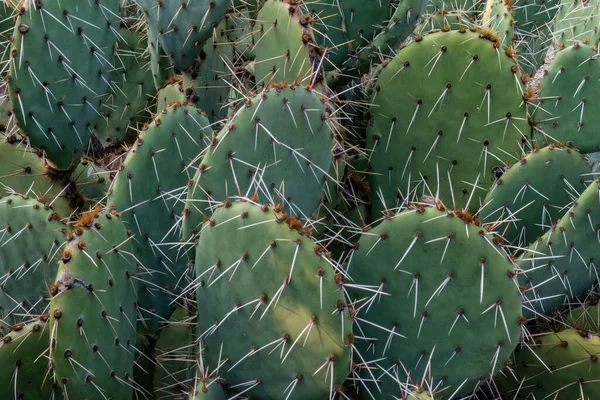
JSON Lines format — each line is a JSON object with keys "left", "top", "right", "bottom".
{"left": 0, "top": 137, "right": 82, "bottom": 218}
{"left": 0, "top": 317, "right": 55, "bottom": 399}
{"left": 8, "top": 0, "right": 121, "bottom": 170}
{"left": 482, "top": 0, "right": 515, "bottom": 47}
{"left": 351, "top": 0, "right": 428, "bottom": 75}
{"left": 138, "top": 0, "right": 231, "bottom": 72}
{"left": 188, "top": 380, "right": 227, "bottom": 400}
{"left": 500, "top": 329, "right": 600, "bottom": 399}
{"left": 183, "top": 84, "right": 335, "bottom": 259}
{"left": 183, "top": 19, "right": 233, "bottom": 122}
{"left": 94, "top": 28, "right": 156, "bottom": 144}
{"left": 562, "top": 303, "right": 600, "bottom": 333}
{"left": 552, "top": 0, "right": 600, "bottom": 50}
{"left": 156, "top": 81, "right": 185, "bottom": 112}
{"left": 534, "top": 44, "right": 600, "bottom": 153}
{"left": 366, "top": 30, "right": 530, "bottom": 215}
{"left": 50, "top": 209, "right": 138, "bottom": 399}
{"left": 108, "top": 104, "right": 211, "bottom": 329}
{"left": 518, "top": 177, "right": 600, "bottom": 317}
{"left": 511, "top": 0, "right": 558, "bottom": 75}
{"left": 153, "top": 306, "right": 196, "bottom": 399}
{"left": 195, "top": 201, "right": 351, "bottom": 399}
{"left": 252, "top": 0, "right": 321, "bottom": 84}
{"left": 347, "top": 205, "right": 522, "bottom": 397}
{"left": 482, "top": 144, "right": 591, "bottom": 247}
{"left": 415, "top": 9, "right": 477, "bottom": 34}
{"left": 0, "top": 194, "right": 66, "bottom": 327}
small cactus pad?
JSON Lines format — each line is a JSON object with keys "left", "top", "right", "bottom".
{"left": 252, "top": 0, "right": 321, "bottom": 84}
{"left": 195, "top": 201, "right": 351, "bottom": 399}
{"left": 8, "top": 0, "right": 121, "bottom": 169}
{"left": 534, "top": 44, "right": 600, "bottom": 153}
{"left": 183, "top": 84, "right": 335, "bottom": 258}
{"left": 188, "top": 380, "right": 227, "bottom": 400}
{"left": 366, "top": 30, "right": 529, "bottom": 215}
{"left": 138, "top": 0, "right": 231, "bottom": 71}
{"left": 500, "top": 329, "right": 600, "bottom": 398}
{"left": 0, "top": 194, "right": 66, "bottom": 327}
{"left": 482, "top": 0, "right": 515, "bottom": 47}
{"left": 482, "top": 144, "right": 591, "bottom": 247}
{"left": 108, "top": 104, "right": 211, "bottom": 328}
{"left": 0, "top": 317, "right": 55, "bottom": 399}
{"left": 518, "top": 177, "right": 600, "bottom": 317}
{"left": 50, "top": 209, "right": 138, "bottom": 399}
{"left": 346, "top": 205, "right": 522, "bottom": 397}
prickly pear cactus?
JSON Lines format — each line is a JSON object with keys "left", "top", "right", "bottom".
{"left": 138, "top": 0, "right": 231, "bottom": 71}
{"left": 8, "top": 0, "right": 121, "bottom": 169}
{"left": 252, "top": 0, "right": 321, "bottom": 84}
{"left": 183, "top": 19, "right": 233, "bottom": 122}
{"left": 108, "top": 103, "right": 212, "bottom": 329}
{"left": 366, "top": 29, "right": 529, "bottom": 215}
{"left": 49, "top": 209, "right": 138, "bottom": 399}
{"left": 183, "top": 83, "right": 335, "bottom": 259}
{"left": 553, "top": 0, "right": 600, "bottom": 50}
{"left": 94, "top": 28, "right": 156, "bottom": 144}
{"left": 534, "top": 44, "right": 600, "bottom": 154}
{"left": 482, "top": 0, "right": 515, "bottom": 47}
{"left": 482, "top": 144, "right": 590, "bottom": 247}
{"left": 195, "top": 201, "right": 351, "bottom": 399}
{"left": 500, "top": 329, "right": 600, "bottom": 398}
{"left": 518, "top": 177, "right": 600, "bottom": 317}
{"left": 0, "top": 194, "right": 66, "bottom": 327}
{"left": 0, "top": 316, "right": 55, "bottom": 399}
{"left": 347, "top": 205, "right": 523, "bottom": 397}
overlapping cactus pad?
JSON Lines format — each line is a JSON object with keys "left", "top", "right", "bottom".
{"left": 8, "top": 0, "right": 121, "bottom": 169}
{"left": 347, "top": 205, "right": 522, "bottom": 397}
{"left": 195, "top": 201, "right": 351, "bottom": 399}
{"left": 0, "top": 0, "right": 598, "bottom": 399}
{"left": 366, "top": 29, "right": 529, "bottom": 215}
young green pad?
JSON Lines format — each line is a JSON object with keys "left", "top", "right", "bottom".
{"left": 517, "top": 177, "right": 600, "bottom": 317}
{"left": 482, "top": 144, "right": 590, "bottom": 248}
{"left": 138, "top": 0, "right": 231, "bottom": 72}
{"left": 182, "top": 84, "right": 335, "bottom": 260}
{"left": 366, "top": 29, "right": 529, "bottom": 216}
{"left": 500, "top": 329, "right": 600, "bottom": 399}
{"left": 189, "top": 381, "right": 227, "bottom": 400}
{"left": 346, "top": 205, "right": 522, "bottom": 397}
{"left": 0, "top": 317, "right": 55, "bottom": 399}
{"left": 50, "top": 209, "right": 138, "bottom": 399}
{"left": 534, "top": 44, "right": 600, "bottom": 154}
{"left": 0, "top": 194, "right": 66, "bottom": 328}
{"left": 8, "top": 0, "right": 121, "bottom": 170}
{"left": 156, "top": 81, "right": 185, "bottom": 112}
{"left": 108, "top": 104, "right": 212, "bottom": 330}
{"left": 252, "top": 0, "right": 322, "bottom": 85}
{"left": 195, "top": 201, "right": 351, "bottom": 400}
{"left": 482, "top": 0, "right": 515, "bottom": 48}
